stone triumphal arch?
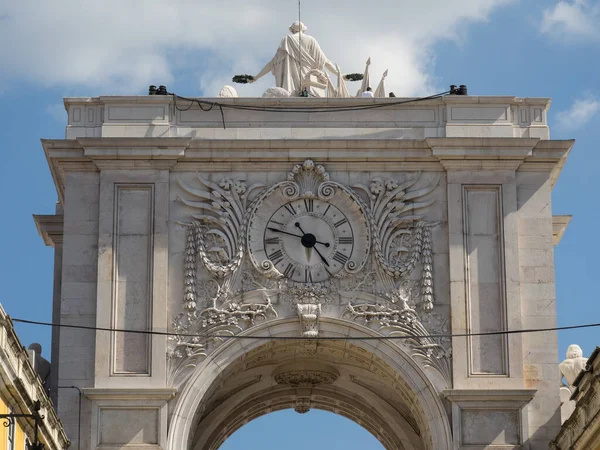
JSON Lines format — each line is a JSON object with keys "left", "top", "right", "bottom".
{"left": 35, "top": 93, "right": 572, "bottom": 449}
{"left": 169, "top": 319, "right": 452, "bottom": 450}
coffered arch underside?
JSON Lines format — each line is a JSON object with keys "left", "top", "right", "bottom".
{"left": 168, "top": 319, "right": 453, "bottom": 450}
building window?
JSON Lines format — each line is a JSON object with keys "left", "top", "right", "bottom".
{"left": 6, "top": 412, "right": 15, "bottom": 450}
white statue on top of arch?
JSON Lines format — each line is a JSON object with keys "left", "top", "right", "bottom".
{"left": 236, "top": 21, "right": 388, "bottom": 98}
{"left": 250, "top": 21, "right": 338, "bottom": 97}
{"left": 169, "top": 160, "right": 450, "bottom": 388}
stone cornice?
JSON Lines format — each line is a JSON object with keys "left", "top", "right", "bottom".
{"left": 442, "top": 389, "right": 537, "bottom": 406}
{"left": 64, "top": 94, "right": 552, "bottom": 107}
{"left": 41, "top": 137, "right": 574, "bottom": 205}
{"left": 552, "top": 215, "right": 572, "bottom": 246}
{"left": 78, "top": 137, "right": 192, "bottom": 159}
{"left": 82, "top": 388, "right": 177, "bottom": 401}
{"left": 32, "top": 214, "right": 64, "bottom": 247}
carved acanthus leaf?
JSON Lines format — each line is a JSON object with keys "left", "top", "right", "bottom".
{"left": 343, "top": 302, "right": 451, "bottom": 386}
{"left": 177, "top": 175, "right": 265, "bottom": 279}
{"left": 354, "top": 173, "right": 439, "bottom": 311}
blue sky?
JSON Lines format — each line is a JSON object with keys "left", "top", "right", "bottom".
{"left": 0, "top": 0, "right": 599, "bottom": 448}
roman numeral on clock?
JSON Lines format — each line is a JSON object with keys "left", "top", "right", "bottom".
{"left": 284, "top": 203, "right": 297, "bottom": 215}
{"left": 304, "top": 268, "right": 313, "bottom": 283}
{"left": 304, "top": 198, "right": 314, "bottom": 212}
{"left": 283, "top": 263, "right": 295, "bottom": 278}
{"left": 268, "top": 249, "right": 284, "bottom": 265}
{"left": 265, "top": 237, "right": 279, "bottom": 245}
{"left": 338, "top": 237, "right": 353, "bottom": 245}
{"left": 332, "top": 252, "right": 349, "bottom": 265}
{"left": 270, "top": 220, "right": 284, "bottom": 227}
{"left": 334, "top": 218, "right": 348, "bottom": 228}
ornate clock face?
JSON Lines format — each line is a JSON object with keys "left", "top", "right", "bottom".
{"left": 248, "top": 193, "right": 370, "bottom": 283}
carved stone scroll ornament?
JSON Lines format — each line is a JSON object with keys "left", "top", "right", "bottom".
{"left": 177, "top": 175, "right": 265, "bottom": 280}
{"left": 353, "top": 173, "right": 439, "bottom": 311}
{"left": 169, "top": 175, "right": 277, "bottom": 387}
{"left": 170, "top": 163, "right": 447, "bottom": 387}
{"left": 168, "top": 292, "right": 277, "bottom": 387}
{"left": 343, "top": 303, "right": 451, "bottom": 387}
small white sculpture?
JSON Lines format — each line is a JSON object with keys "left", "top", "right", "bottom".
{"left": 559, "top": 344, "right": 588, "bottom": 424}
{"left": 251, "top": 21, "right": 339, "bottom": 97}
{"left": 559, "top": 344, "right": 588, "bottom": 388}
{"left": 218, "top": 85, "right": 238, "bottom": 98}
{"left": 262, "top": 87, "right": 291, "bottom": 98}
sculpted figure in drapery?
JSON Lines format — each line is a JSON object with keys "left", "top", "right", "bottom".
{"left": 250, "top": 22, "right": 340, "bottom": 97}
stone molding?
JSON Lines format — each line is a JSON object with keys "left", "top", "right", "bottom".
{"left": 552, "top": 215, "right": 572, "bottom": 246}
{"left": 33, "top": 214, "right": 64, "bottom": 247}
{"left": 82, "top": 388, "right": 177, "bottom": 401}
{"left": 443, "top": 389, "right": 537, "bottom": 404}
{"left": 41, "top": 137, "right": 573, "bottom": 206}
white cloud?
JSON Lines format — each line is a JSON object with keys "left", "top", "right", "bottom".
{"left": 541, "top": 1, "right": 600, "bottom": 40}
{"left": 0, "top": 0, "right": 514, "bottom": 97}
{"left": 555, "top": 97, "right": 600, "bottom": 130}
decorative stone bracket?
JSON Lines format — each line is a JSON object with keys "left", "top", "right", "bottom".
{"left": 273, "top": 362, "right": 339, "bottom": 414}
{"left": 297, "top": 303, "right": 321, "bottom": 337}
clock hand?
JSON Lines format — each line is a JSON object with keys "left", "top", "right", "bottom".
{"left": 313, "top": 244, "right": 330, "bottom": 267}
{"left": 269, "top": 226, "right": 330, "bottom": 247}
{"left": 267, "top": 227, "right": 303, "bottom": 239}
{"left": 294, "top": 222, "right": 330, "bottom": 248}
{"left": 294, "top": 222, "right": 307, "bottom": 235}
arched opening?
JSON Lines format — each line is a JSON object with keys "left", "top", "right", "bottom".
{"left": 168, "top": 319, "right": 452, "bottom": 450}
{"left": 219, "top": 409, "right": 385, "bottom": 450}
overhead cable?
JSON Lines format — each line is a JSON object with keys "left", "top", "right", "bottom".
{"left": 172, "top": 90, "right": 451, "bottom": 115}
{"left": 10, "top": 316, "right": 600, "bottom": 342}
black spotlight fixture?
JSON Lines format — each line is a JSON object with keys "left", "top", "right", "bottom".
{"left": 449, "top": 84, "right": 468, "bottom": 95}
{"left": 148, "top": 85, "right": 157, "bottom": 95}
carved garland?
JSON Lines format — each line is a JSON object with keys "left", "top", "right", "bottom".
{"left": 170, "top": 161, "right": 449, "bottom": 388}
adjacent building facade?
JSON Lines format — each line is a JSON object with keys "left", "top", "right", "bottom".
{"left": 0, "top": 305, "right": 69, "bottom": 450}
{"left": 36, "top": 94, "right": 573, "bottom": 449}
{"left": 553, "top": 347, "right": 600, "bottom": 449}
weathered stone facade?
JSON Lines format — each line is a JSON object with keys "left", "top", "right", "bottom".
{"left": 552, "top": 347, "right": 600, "bottom": 450}
{"left": 36, "top": 95, "right": 573, "bottom": 449}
